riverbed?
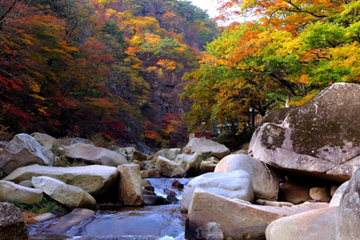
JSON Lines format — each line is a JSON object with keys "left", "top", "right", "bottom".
{"left": 28, "top": 178, "right": 192, "bottom": 240}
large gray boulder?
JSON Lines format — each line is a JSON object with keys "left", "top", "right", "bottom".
{"left": 32, "top": 176, "right": 96, "bottom": 210}
{"left": 0, "top": 180, "right": 43, "bottom": 204}
{"left": 0, "top": 133, "right": 55, "bottom": 177}
{"left": 0, "top": 202, "right": 29, "bottom": 239}
{"left": 64, "top": 143, "right": 128, "bottom": 167}
{"left": 249, "top": 83, "right": 360, "bottom": 182}
{"left": 181, "top": 170, "right": 254, "bottom": 212}
{"left": 183, "top": 138, "right": 230, "bottom": 159}
{"left": 215, "top": 154, "right": 279, "bottom": 200}
{"left": 4, "top": 164, "right": 118, "bottom": 195}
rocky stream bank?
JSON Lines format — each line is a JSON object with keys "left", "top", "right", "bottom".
{"left": 1, "top": 83, "right": 360, "bottom": 239}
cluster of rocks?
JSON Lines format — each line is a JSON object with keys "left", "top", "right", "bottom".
{"left": 182, "top": 83, "right": 360, "bottom": 239}
{"left": 0, "top": 127, "right": 233, "bottom": 239}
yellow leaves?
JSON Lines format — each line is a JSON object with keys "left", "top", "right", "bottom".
{"left": 130, "top": 34, "right": 143, "bottom": 46}
{"left": 298, "top": 74, "right": 309, "bottom": 84}
{"left": 157, "top": 59, "right": 177, "bottom": 71}
{"left": 29, "top": 94, "right": 45, "bottom": 100}
{"left": 146, "top": 66, "right": 157, "bottom": 72}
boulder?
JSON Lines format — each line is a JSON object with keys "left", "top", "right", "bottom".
{"left": 196, "top": 222, "right": 224, "bottom": 240}
{"left": 4, "top": 164, "right": 118, "bottom": 195}
{"left": 118, "top": 164, "right": 143, "bottom": 206}
{"left": 0, "top": 202, "right": 29, "bottom": 239}
{"left": 310, "top": 187, "right": 331, "bottom": 202}
{"left": 64, "top": 143, "right": 128, "bottom": 167}
{"left": 256, "top": 199, "right": 294, "bottom": 207}
{"left": 140, "top": 169, "right": 160, "bottom": 178}
{"left": 153, "top": 148, "right": 182, "bottom": 162}
{"left": 155, "top": 156, "right": 185, "bottom": 177}
{"left": 249, "top": 83, "right": 360, "bottom": 182}
{"left": 143, "top": 195, "right": 171, "bottom": 205}
{"left": 215, "top": 154, "right": 279, "bottom": 200}
{"left": 186, "top": 189, "right": 329, "bottom": 240}
{"left": 337, "top": 166, "right": 360, "bottom": 240}
{"left": 30, "top": 132, "right": 58, "bottom": 151}
{"left": 45, "top": 208, "right": 95, "bottom": 234}
{"left": 181, "top": 170, "right": 254, "bottom": 212}
{"left": 200, "top": 161, "right": 217, "bottom": 173}
{"left": 125, "top": 147, "right": 147, "bottom": 161}
{"left": 329, "top": 181, "right": 349, "bottom": 207}
{"left": 0, "top": 133, "right": 55, "bottom": 176}
{"left": 265, "top": 206, "right": 338, "bottom": 240}
{"left": 0, "top": 180, "right": 43, "bottom": 204}
{"left": 279, "top": 181, "right": 312, "bottom": 204}
{"left": 32, "top": 176, "right": 96, "bottom": 210}
{"left": 184, "top": 151, "right": 204, "bottom": 177}
{"left": 183, "top": 138, "right": 230, "bottom": 159}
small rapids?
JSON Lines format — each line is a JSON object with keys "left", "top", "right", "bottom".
{"left": 28, "top": 178, "right": 192, "bottom": 240}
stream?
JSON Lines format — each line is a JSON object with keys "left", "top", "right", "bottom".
{"left": 28, "top": 178, "right": 192, "bottom": 240}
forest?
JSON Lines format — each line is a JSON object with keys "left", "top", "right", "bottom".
{"left": 1, "top": 0, "right": 359, "bottom": 151}
{"left": 0, "top": 0, "right": 218, "bottom": 150}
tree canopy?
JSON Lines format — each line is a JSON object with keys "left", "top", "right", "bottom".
{"left": 182, "top": 0, "right": 360, "bottom": 134}
{"left": 0, "top": 0, "right": 219, "bottom": 149}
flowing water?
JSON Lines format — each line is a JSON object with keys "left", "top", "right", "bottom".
{"left": 28, "top": 178, "right": 192, "bottom": 240}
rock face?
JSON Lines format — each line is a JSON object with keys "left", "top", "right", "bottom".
{"left": 249, "top": 83, "right": 360, "bottom": 182}
{"left": 181, "top": 170, "right": 254, "bottom": 212}
{"left": 118, "top": 164, "right": 144, "bottom": 206}
{"left": 186, "top": 189, "right": 329, "bottom": 240}
{"left": 215, "top": 154, "right": 279, "bottom": 201}
{"left": 0, "top": 133, "right": 55, "bottom": 177}
{"left": 4, "top": 164, "right": 118, "bottom": 195}
{"left": 0, "top": 202, "right": 29, "bottom": 239}
{"left": 32, "top": 176, "right": 96, "bottom": 210}
{"left": 0, "top": 180, "right": 43, "bottom": 204}
{"left": 183, "top": 138, "right": 230, "bottom": 159}
{"left": 64, "top": 143, "right": 128, "bottom": 167}
{"left": 265, "top": 206, "right": 338, "bottom": 240}
{"left": 155, "top": 156, "right": 185, "bottom": 177}
{"left": 337, "top": 166, "right": 360, "bottom": 240}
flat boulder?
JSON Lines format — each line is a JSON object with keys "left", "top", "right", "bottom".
{"left": 215, "top": 154, "right": 279, "bottom": 201}
{"left": 0, "top": 202, "right": 29, "bottom": 239}
{"left": 32, "top": 176, "right": 96, "bottom": 210}
{"left": 0, "top": 133, "right": 55, "bottom": 177}
{"left": 183, "top": 138, "right": 230, "bottom": 159}
{"left": 0, "top": 180, "right": 43, "bottom": 205}
{"left": 186, "top": 189, "right": 329, "bottom": 240}
{"left": 4, "top": 164, "right": 118, "bottom": 195}
{"left": 249, "top": 83, "right": 360, "bottom": 182}
{"left": 181, "top": 170, "right": 254, "bottom": 212}
{"left": 64, "top": 143, "right": 128, "bottom": 167}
